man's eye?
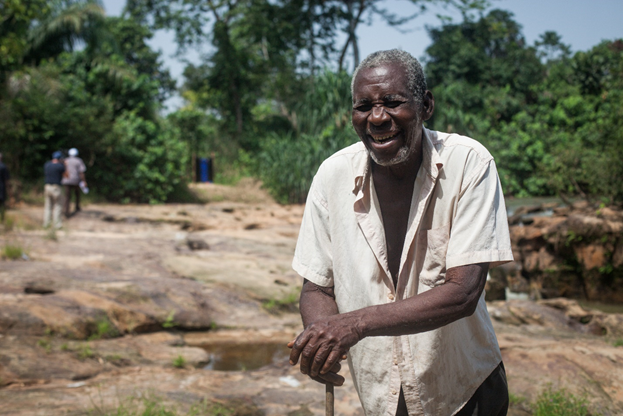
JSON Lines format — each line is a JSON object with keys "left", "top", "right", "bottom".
{"left": 355, "top": 104, "right": 372, "bottom": 112}
{"left": 385, "top": 101, "right": 403, "bottom": 109}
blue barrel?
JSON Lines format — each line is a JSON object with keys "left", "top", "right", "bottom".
{"left": 198, "top": 158, "right": 209, "bottom": 182}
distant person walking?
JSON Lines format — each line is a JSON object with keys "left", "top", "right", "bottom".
{"left": 0, "top": 153, "right": 10, "bottom": 222}
{"left": 44, "top": 151, "right": 66, "bottom": 229}
{"left": 62, "top": 148, "right": 87, "bottom": 217}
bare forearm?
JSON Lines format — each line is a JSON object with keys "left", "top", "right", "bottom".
{"left": 290, "top": 263, "right": 488, "bottom": 379}
{"left": 347, "top": 263, "right": 487, "bottom": 338}
{"left": 313, "top": 263, "right": 488, "bottom": 340}
{"left": 299, "top": 279, "right": 339, "bottom": 328}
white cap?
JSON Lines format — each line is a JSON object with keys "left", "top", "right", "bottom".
{"left": 68, "top": 148, "right": 78, "bottom": 156}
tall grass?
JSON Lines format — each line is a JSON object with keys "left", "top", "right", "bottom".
{"left": 2, "top": 243, "right": 24, "bottom": 260}
{"left": 256, "top": 70, "right": 358, "bottom": 204}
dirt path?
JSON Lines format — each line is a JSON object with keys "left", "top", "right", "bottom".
{"left": 1, "top": 182, "right": 622, "bottom": 415}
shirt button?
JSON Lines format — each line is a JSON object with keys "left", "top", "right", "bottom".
{"left": 391, "top": 390, "right": 397, "bottom": 395}
{"left": 388, "top": 294, "right": 395, "bottom": 300}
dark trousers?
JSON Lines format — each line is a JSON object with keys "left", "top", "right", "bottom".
{"left": 396, "top": 362, "right": 508, "bottom": 416}
{"left": 64, "top": 184, "right": 81, "bottom": 215}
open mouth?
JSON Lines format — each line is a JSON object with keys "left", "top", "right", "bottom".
{"left": 369, "top": 131, "right": 399, "bottom": 144}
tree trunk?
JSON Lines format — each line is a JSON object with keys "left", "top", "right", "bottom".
{"left": 338, "top": 0, "right": 365, "bottom": 72}
{"left": 352, "top": 26, "right": 359, "bottom": 69}
{"left": 232, "top": 81, "right": 243, "bottom": 136}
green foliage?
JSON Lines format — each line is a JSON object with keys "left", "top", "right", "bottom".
{"left": 37, "top": 338, "right": 52, "bottom": 353}
{"left": 613, "top": 338, "right": 623, "bottom": 347}
{"left": 2, "top": 243, "right": 23, "bottom": 259}
{"left": 162, "top": 310, "right": 178, "bottom": 329}
{"left": 2, "top": 0, "right": 622, "bottom": 205}
{"left": 0, "top": 0, "right": 50, "bottom": 74}
{"left": 172, "top": 355, "right": 186, "bottom": 368}
{"left": 509, "top": 392, "right": 527, "bottom": 406}
{"left": 2, "top": 214, "right": 15, "bottom": 232}
{"left": 78, "top": 343, "right": 94, "bottom": 360}
{"left": 0, "top": 3, "right": 187, "bottom": 204}
{"left": 93, "top": 112, "right": 187, "bottom": 203}
{"left": 88, "top": 317, "right": 119, "bottom": 341}
{"left": 425, "top": 10, "right": 623, "bottom": 202}
{"left": 255, "top": 70, "right": 358, "bottom": 203}
{"left": 262, "top": 291, "right": 300, "bottom": 314}
{"left": 89, "top": 394, "right": 178, "bottom": 416}
{"left": 533, "top": 386, "right": 592, "bottom": 416}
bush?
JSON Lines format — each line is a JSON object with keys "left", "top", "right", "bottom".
{"left": 92, "top": 112, "right": 188, "bottom": 204}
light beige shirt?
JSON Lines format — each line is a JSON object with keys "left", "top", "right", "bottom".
{"left": 61, "top": 156, "right": 86, "bottom": 186}
{"left": 293, "top": 128, "right": 513, "bottom": 416}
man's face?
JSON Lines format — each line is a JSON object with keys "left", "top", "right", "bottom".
{"left": 351, "top": 62, "right": 423, "bottom": 167}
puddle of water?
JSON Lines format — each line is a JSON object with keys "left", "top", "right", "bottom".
{"left": 202, "top": 342, "right": 291, "bottom": 371}
{"left": 504, "top": 196, "right": 564, "bottom": 216}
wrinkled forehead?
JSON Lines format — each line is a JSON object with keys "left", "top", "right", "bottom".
{"left": 353, "top": 62, "right": 410, "bottom": 97}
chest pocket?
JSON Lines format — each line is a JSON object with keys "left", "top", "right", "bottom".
{"left": 416, "top": 224, "right": 450, "bottom": 288}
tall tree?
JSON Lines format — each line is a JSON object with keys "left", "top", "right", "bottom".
{"left": 333, "top": 0, "right": 490, "bottom": 71}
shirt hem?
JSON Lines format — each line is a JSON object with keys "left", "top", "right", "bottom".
{"left": 292, "top": 257, "right": 334, "bottom": 287}
{"left": 446, "top": 250, "right": 514, "bottom": 270}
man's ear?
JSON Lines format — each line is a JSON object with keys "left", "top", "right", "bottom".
{"left": 422, "top": 90, "right": 435, "bottom": 121}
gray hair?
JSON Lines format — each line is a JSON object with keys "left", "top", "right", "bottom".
{"left": 351, "top": 49, "right": 427, "bottom": 104}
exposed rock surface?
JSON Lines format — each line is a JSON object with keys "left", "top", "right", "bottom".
{"left": 1, "top": 186, "right": 623, "bottom": 415}
{"left": 488, "top": 201, "right": 623, "bottom": 303}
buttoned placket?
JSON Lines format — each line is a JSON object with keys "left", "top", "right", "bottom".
{"left": 353, "top": 133, "right": 444, "bottom": 416}
{"left": 394, "top": 135, "right": 444, "bottom": 415}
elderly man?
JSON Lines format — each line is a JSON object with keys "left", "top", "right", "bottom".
{"left": 289, "top": 50, "right": 513, "bottom": 416}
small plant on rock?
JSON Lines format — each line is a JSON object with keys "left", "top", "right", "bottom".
{"left": 37, "top": 338, "right": 52, "bottom": 353}
{"left": 88, "top": 317, "right": 119, "bottom": 341}
{"left": 172, "top": 355, "right": 186, "bottom": 368}
{"left": 262, "top": 291, "right": 300, "bottom": 314}
{"left": 78, "top": 344, "right": 94, "bottom": 360}
{"left": 163, "top": 310, "right": 178, "bottom": 329}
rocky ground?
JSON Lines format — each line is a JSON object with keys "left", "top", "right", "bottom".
{"left": 1, "top": 181, "right": 623, "bottom": 415}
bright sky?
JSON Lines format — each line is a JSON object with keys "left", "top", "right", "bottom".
{"left": 101, "top": 0, "right": 623, "bottom": 110}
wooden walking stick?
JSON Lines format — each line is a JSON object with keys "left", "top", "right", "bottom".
{"left": 326, "top": 383, "right": 334, "bottom": 416}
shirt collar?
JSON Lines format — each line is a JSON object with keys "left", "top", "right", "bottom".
{"left": 352, "top": 127, "right": 444, "bottom": 196}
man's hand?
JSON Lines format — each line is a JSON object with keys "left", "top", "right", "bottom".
{"left": 289, "top": 314, "right": 361, "bottom": 384}
{"left": 288, "top": 339, "right": 346, "bottom": 386}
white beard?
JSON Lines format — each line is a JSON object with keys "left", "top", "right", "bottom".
{"left": 368, "top": 117, "right": 422, "bottom": 167}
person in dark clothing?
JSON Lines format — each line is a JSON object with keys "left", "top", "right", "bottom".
{"left": 0, "top": 153, "right": 10, "bottom": 222}
{"left": 43, "top": 151, "right": 66, "bottom": 229}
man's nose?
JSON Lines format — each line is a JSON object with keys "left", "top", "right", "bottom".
{"left": 369, "top": 105, "right": 390, "bottom": 125}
